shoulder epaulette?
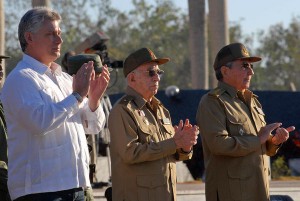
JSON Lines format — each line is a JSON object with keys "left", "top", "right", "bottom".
{"left": 208, "top": 88, "right": 226, "bottom": 98}
{"left": 119, "top": 95, "right": 134, "bottom": 106}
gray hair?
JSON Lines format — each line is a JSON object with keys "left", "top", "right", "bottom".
{"left": 18, "top": 7, "right": 61, "bottom": 52}
{"left": 215, "top": 62, "right": 233, "bottom": 81}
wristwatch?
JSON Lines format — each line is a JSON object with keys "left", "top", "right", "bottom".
{"left": 72, "top": 92, "right": 83, "bottom": 103}
{"left": 180, "top": 148, "right": 193, "bottom": 154}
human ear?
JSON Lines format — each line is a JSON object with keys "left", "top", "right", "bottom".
{"left": 130, "top": 72, "right": 136, "bottom": 82}
{"left": 220, "top": 66, "right": 228, "bottom": 77}
{"left": 24, "top": 32, "right": 33, "bottom": 44}
{"left": 127, "top": 73, "right": 136, "bottom": 84}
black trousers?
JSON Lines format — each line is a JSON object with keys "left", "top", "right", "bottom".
{"left": 14, "top": 187, "right": 84, "bottom": 201}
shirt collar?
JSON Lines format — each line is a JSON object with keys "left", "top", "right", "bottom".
{"left": 218, "top": 81, "right": 254, "bottom": 100}
{"left": 125, "top": 86, "right": 161, "bottom": 109}
{"left": 22, "top": 54, "right": 62, "bottom": 76}
{"left": 218, "top": 81, "right": 238, "bottom": 98}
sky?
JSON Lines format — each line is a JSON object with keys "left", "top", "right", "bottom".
{"left": 110, "top": 0, "right": 300, "bottom": 37}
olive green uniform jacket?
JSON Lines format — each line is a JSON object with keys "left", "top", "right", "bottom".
{"left": 196, "top": 82, "right": 280, "bottom": 201}
{"left": 108, "top": 87, "right": 192, "bottom": 201}
{"left": 0, "top": 103, "right": 10, "bottom": 200}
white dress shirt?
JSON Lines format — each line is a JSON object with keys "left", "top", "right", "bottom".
{"left": 1, "top": 54, "right": 105, "bottom": 200}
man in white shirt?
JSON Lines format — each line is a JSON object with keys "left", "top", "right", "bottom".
{"left": 1, "top": 7, "right": 110, "bottom": 201}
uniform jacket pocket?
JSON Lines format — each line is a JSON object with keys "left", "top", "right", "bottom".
{"left": 136, "top": 174, "right": 167, "bottom": 201}
{"left": 226, "top": 112, "right": 251, "bottom": 137}
{"left": 227, "top": 165, "right": 255, "bottom": 200}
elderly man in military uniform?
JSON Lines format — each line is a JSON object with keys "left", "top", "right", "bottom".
{"left": 196, "top": 43, "right": 295, "bottom": 201}
{"left": 0, "top": 54, "right": 11, "bottom": 201}
{"left": 108, "top": 47, "right": 199, "bottom": 201}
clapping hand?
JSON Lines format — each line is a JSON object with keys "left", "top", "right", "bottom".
{"left": 174, "top": 119, "right": 199, "bottom": 152}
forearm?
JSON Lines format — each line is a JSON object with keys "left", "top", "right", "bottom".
{"left": 4, "top": 90, "right": 79, "bottom": 135}
{"left": 82, "top": 103, "right": 106, "bottom": 134}
{"left": 120, "top": 139, "right": 177, "bottom": 164}
{"left": 88, "top": 97, "right": 100, "bottom": 112}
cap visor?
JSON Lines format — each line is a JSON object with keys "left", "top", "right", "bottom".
{"left": 239, "top": 56, "right": 261, "bottom": 63}
{"left": 0, "top": 55, "right": 10, "bottom": 59}
{"left": 153, "top": 58, "right": 170, "bottom": 65}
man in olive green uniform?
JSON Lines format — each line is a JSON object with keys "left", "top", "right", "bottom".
{"left": 108, "top": 48, "right": 199, "bottom": 201}
{"left": 196, "top": 43, "right": 295, "bottom": 201}
{"left": 0, "top": 55, "right": 11, "bottom": 201}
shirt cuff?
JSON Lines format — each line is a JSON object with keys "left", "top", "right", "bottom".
{"left": 84, "top": 103, "right": 105, "bottom": 120}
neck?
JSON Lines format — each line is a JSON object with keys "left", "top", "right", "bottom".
{"left": 25, "top": 51, "right": 52, "bottom": 67}
{"left": 146, "top": 97, "right": 152, "bottom": 102}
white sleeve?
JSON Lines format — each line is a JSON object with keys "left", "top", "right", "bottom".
{"left": 81, "top": 102, "right": 106, "bottom": 134}
{"left": 1, "top": 70, "right": 79, "bottom": 135}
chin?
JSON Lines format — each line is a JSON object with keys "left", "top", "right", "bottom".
{"left": 51, "top": 53, "right": 60, "bottom": 61}
{"left": 242, "top": 86, "right": 250, "bottom": 90}
{"left": 243, "top": 82, "right": 251, "bottom": 89}
{"left": 151, "top": 89, "right": 158, "bottom": 96}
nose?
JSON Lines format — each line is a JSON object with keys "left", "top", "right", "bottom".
{"left": 56, "top": 34, "right": 63, "bottom": 44}
{"left": 152, "top": 72, "right": 161, "bottom": 82}
{"left": 247, "top": 67, "right": 254, "bottom": 75}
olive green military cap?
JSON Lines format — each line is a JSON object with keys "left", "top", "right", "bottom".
{"left": 123, "top": 47, "right": 170, "bottom": 77}
{"left": 67, "top": 54, "right": 104, "bottom": 75}
{"left": 213, "top": 43, "right": 261, "bottom": 70}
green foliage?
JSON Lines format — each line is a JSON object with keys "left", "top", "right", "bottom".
{"left": 271, "top": 156, "right": 291, "bottom": 179}
{"left": 255, "top": 17, "right": 300, "bottom": 91}
{"left": 105, "top": 0, "right": 190, "bottom": 93}
{"left": 4, "top": 0, "right": 190, "bottom": 94}
{"left": 4, "top": 0, "right": 111, "bottom": 75}
{"left": 4, "top": 0, "right": 300, "bottom": 92}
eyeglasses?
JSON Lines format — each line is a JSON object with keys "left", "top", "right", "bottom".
{"left": 241, "top": 62, "right": 253, "bottom": 71}
{"left": 140, "top": 69, "right": 164, "bottom": 77}
{"left": 225, "top": 61, "right": 254, "bottom": 71}
{"left": 133, "top": 68, "right": 164, "bottom": 77}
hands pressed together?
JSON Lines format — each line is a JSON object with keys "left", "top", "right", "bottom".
{"left": 72, "top": 61, "right": 110, "bottom": 111}
{"left": 272, "top": 125, "right": 295, "bottom": 145}
{"left": 173, "top": 119, "right": 199, "bottom": 152}
{"left": 258, "top": 122, "right": 295, "bottom": 145}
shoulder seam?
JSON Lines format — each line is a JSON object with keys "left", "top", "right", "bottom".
{"left": 208, "top": 88, "right": 226, "bottom": 97}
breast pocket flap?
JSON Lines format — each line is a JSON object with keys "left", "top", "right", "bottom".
{"left": 227, "top": 113, "right": 247, "bottom": 125}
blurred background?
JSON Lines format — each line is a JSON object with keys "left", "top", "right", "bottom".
{"left": 1, "top": 0, "right": 300, "bottom": 182}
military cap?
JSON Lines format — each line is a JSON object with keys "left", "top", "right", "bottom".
{"left": 0, "top": 55, "right": 10, "bottom": 62}
{"left": 67, "top": 54, "right": 104, "bottom": 75}
{"left": 123, "top": 48, "right": 170, "bottom": 77}
{"left": 213, "top": 43, "right": 261, "bottom": 70}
